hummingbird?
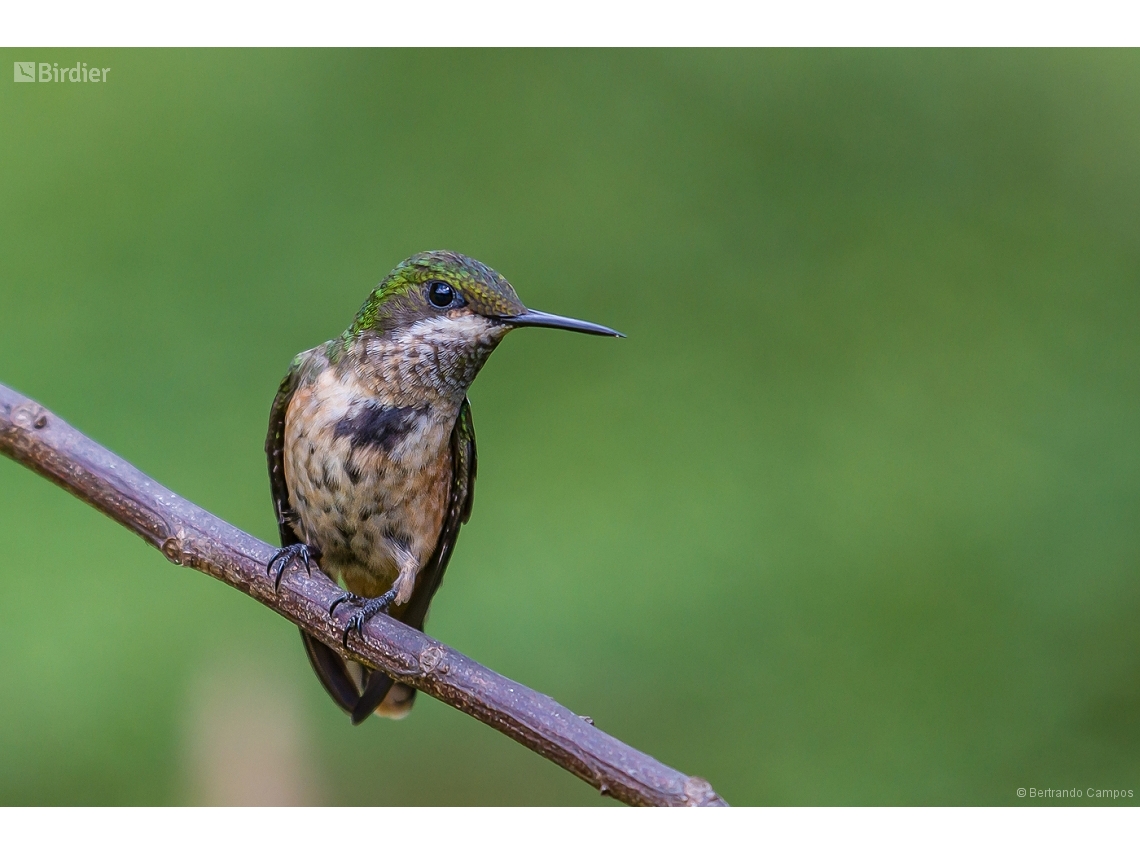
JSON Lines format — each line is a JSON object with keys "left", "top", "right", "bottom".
{"left": 265, "top": 251, "right": 622, "bottom": 723}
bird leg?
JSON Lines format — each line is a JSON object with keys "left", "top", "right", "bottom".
{"left": 338, "top": 589, "right": 398, "bottom": 646}
{"left": 335, "top": 545, "right": 419, "bottom": 646}
{"left": 266, "top": 542, "right": 320, "bottom": 591}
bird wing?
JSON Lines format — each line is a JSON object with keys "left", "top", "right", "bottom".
{"left": 266, "top": 357, "right": 301, "bottom": 549}
{"left": 266, "top": 354, "right": 363, "bottom": 716}
{"left": 402, "top": 395, "right": 477, "bottom": 631}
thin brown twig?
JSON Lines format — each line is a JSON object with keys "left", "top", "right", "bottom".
{"left": 0, "top": 381, "right": 727, "bottom": 807}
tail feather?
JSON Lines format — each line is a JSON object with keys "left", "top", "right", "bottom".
{"left": 300, "top": 629, "right": 416, "bottom": 722}
{"left": 300, "top": 629, "right": 359, "bottom": 715}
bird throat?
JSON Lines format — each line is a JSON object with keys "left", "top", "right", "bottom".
{"left": 343, "top": 314, "right": 507, "bottom": 408}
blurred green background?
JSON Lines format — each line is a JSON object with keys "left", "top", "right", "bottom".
{"left": 0, "top": 49, "right": 1138, "bottom": 806}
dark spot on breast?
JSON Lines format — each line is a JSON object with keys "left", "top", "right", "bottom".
{"left": 345, "top": 455, "right": 365, "bottom": 485}
{"left": 383, "top": 524, "right": 411, "bottom": 553}
{"left": 321, "top": 461, "right": 338, "bottom": 491}
{"left": 334, "top": 402, "right": 425, "bottom": 453}
{"left": 336, "top": 521, "right": 357, "bottom": 543}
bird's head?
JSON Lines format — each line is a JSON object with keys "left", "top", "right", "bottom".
{"left": 344, "top": 251, "right": 621, "bottom": 389}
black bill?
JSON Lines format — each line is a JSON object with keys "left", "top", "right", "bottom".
{"left": 506, "top": 309, "right": 624, "bottom": 337}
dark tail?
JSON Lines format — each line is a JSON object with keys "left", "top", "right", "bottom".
{"left": 299, "top": 629, "right": 416, "bottom": 723}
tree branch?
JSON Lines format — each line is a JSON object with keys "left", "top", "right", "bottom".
{"left": 0, "top": 381, "right": 727, "bottom": 807}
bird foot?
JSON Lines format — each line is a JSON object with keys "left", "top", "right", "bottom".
{"left": 335, "top": 588, "right": 398, "bottom": 646}
{"left": 267, "top": 543, "right": 318, "bottom": 591}
{"left": 328, "top": 590, "right": 364, "bottom": 616}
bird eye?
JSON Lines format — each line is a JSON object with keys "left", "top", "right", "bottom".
{"left": 427, "top": 280, "right": 458, "bottom": 308}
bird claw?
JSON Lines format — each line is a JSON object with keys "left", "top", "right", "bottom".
{"left": 328, "top": 591, "right": 363, "bottom": 616}
{"left": 340, "top": 588, "right": 398, "bottom": 647}
{"left": 267, "top": 543, "right": 317, "bottom": 591}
